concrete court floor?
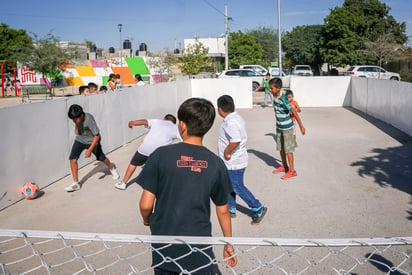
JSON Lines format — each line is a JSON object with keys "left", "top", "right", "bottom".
{"left": 0, "top": 95, "right": 411, "bottom": 241}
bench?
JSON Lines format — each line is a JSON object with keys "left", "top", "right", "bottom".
{"left": 21, "top": 85, "right": 52, "bottom": 102}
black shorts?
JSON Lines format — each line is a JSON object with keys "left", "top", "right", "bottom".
{"left": 130, "top": 151, "right": 148, "bottom": 166}
{"left": 69, "top": 140, "right": 106, "bottom": 161}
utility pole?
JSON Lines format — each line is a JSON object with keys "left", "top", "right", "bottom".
{"left": 277, "top": 0, "right": 282, "bottom": 75}
{"left": 225, "top": 5, "right": 231, "bottom": 71}
{"left": 118, "top": 23, "right": 123, "bottom": 86}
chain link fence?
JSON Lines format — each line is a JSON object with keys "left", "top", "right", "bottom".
{"left": 1, "top": 230, "right": 411, "bottom": 274}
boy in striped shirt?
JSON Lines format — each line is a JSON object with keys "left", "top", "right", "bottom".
{"left": 269, "top": 78, "right": 306, "bottom": 179}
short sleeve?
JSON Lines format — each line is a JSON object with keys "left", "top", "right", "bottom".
{"left": 281, "top": 95, "right": 293, "bottom": 111}
{"left": 224, "top": 120, "right": 242, "bottom": 143}
{"left": 87, "top": 115, "right": 100, "bottom": 136}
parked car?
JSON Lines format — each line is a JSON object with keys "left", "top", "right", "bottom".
{"left": 239, "top": 65, "right": 268, "bottom": 76}
{"left": 218, "top": 69, "right": 263, "bottom": 90}
{"left": 291, "top": 65, "right": 314, "bottom": 76}
{"left": 268, "top": 67, "right": 290, "bottom": 88}
{"left": 345, "top": 65, "right": 400, "bottom": 81}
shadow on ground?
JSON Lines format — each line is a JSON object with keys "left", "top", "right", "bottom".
{"left": 347, "top": 108, "right": 412, "bottom": 220}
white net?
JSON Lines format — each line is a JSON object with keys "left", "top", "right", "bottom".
{"left": 0, "top": 230, "right": 411, "bottom": 274}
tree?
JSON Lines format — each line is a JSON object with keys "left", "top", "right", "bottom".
{"left": 0, "top": 24, "right": 33, "bottom": 72}
{"left": 361, "top": 33, "right": 402, "bottom": 68}
{"left": 179, "top": 39, "right": 211, "bottom": 78}
{"left": 228, "top": 31, "right": 262, "bottom": 68}
{"left": 21, "top": 33, "right": 75, "bottom": 89}
{"left": 321, "top": 0, "right": 408, "bottom": 67}
{"left": 247, "top": 27, "right": 278, "bottom": 66}
{"left": 282, "top": 25, "right": 323, "bottom": 73}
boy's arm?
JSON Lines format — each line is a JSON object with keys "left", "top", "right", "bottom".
{"left": 295, "top": 101, "right": 301, "bottom": 112}
{"left": 85, "top": 134, "right": 100, "bottom": 158}
{"left": 139, "top": 189, "right": 155, "bottom": 226}
{"left": 216, "top": 204, "right": 237, "bottom": 267}
{"left": 224, "top": 142, "right": 240, "bottom": 160}
{"left": 128, "top": 119, "right": 149, "bottom": 129}
{"left": 290, "top": 109, "right": 305, "bottom": 135}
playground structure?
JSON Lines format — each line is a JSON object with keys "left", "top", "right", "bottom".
{"left": 1, "top": 60, "right": 19, "bottom": 98}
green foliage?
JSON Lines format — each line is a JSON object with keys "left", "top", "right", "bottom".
{"left": 321, "top": 0, "right": 408, "bottom": 66}
{"left": 399, "top": 66, "right": 412, "bottom": 82}
{"left": 228, "top": 31, "right": 263, "bottom": 68}
{"left": 0, "top": 23, "right": 33, "bottom": 72}
{"left": 282, "top": 25, "right": 323, "bottom": 69}
{"left": 179, "top": 39, "right": 211, "bottom": 78}
{"left": 247, "top": 27, "right": 279, "bottom": 66}
{"left": 21, "top": 33, "right": 74, "bottom": 82}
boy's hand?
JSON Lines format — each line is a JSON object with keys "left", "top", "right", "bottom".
{"left": 224, "top": 152, "right": 231, "bottom": 160}
{"left": 128, "top": 121, "right": 134, "bottom": 128}
{"left": 85, "top": 150, "right": 92, "bottom": 158}
{"left": 223, "top": 244, "right": 237, "bottom": 267}
{"left": 300, "top": 126, "right": 306, "bottom": 135}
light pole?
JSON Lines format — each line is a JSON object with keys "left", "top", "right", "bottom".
{"left": 277, "top": 0, "right": 282, "bottom": 76}
{"left": 224, "top": 5, "right": 231, "bottom": 71}
{"left": 118, "top": 23, "right": 123, "bottom": 86}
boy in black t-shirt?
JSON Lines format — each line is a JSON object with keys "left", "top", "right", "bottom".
{"left": 137, "top": 98, "right": 237, "bottom": 274}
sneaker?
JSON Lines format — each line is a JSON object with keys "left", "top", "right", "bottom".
{"left": 110, "top": 167, "right": 120, "bottom": 179}
{"left": 251, "top": 207, "right": 268, "bottom": 226}
{"left": 273, "top": 166, "right": 287, "bottom": 173}
{"left": 281, "top": 170, "right": 297, "bottom": 180}
{"left": 65, "top": 182, "right": 80, "bottom": 192}
{"left": 114, "top": 181, "right": 127, "bottom": 190}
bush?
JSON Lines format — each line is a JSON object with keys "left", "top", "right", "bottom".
{"left": 399, "top": 66, "right": 412, "bottom": 82}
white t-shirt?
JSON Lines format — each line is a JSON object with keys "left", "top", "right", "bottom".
{"left": 218, "top": 112, "right": 248, "bottom": 170}
{"left": 138, "top": 119, "right": 181, "bottom": 156}
{"left": 136, "top": 81, "right": 145, "bottom": 87}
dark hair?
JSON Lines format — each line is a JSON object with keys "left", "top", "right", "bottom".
{"left": 178, "top": 98, "right": 215, "bottom": 137}
{"left": 164, "top": 114, "right": 177, "bottom": 124}
{"left": 68, "top": 104, "right": 84, "bottom": 119}
{"left": 78, "top": 85, "right": 88, "bottom": 94}
{"left": 269, "top": 77, "right": 282, "bottom": 88}
{"left": 109, "top": 73, "right": 115, "bottom": 79}
{"left": 266, "top": 73, "right": 271, "bottom": 77}
{"left": 217, "top": 95, "right": 235, "bottom": 113}
{"left": 88, "top": 82, "right": 98, "bottom": 89}
{"left": 99, "top": 85, "right": 108, "bottom": 91}
{"left": 285, "top": 89, "right": 294, "bottom": 97}
{"left": 135, "top": 74, "right": 142, "bottom": 81}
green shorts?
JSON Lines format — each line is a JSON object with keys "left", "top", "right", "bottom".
{"left": 276, "top": 128, "right": 295, "bottom": 153}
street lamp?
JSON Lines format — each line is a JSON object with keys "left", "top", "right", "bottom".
{"left": 118, "top": 23, "right": 123, "bottom": 86}
{"left": 277, "top": 0, "right": 282, "bottom": 75}
{"left": 224, "top": 5, "right": 232, "bottom": 71}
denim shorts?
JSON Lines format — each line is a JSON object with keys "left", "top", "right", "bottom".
{"left": 276, "top": 128, "right": 295, "bottom": 153}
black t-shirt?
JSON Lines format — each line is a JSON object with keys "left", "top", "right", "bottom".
{"left": 137, "top": 142, "right": 232, "bottom": 273}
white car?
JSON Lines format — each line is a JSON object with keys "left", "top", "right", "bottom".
{"left": 269, "top": 67, "right": 290, "bottom": 88}
{"left": 218, "top": 69, "right": 263, "bottom": 90}
{"left": 239, "top": 65, "right": 268, "bottom": 76}
{"left": 345, "top": 65, "right": 400, "bottom": 80}
{"left": 291, "top": 65, "right": 314, "bottom": 76}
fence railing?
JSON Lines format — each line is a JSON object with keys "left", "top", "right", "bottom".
{"left": 1, "top": 230, "right": 411, "bottom": 274}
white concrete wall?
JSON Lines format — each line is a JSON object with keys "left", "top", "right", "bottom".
{"left": 351, "top": 77, "right": 412, "bottom": 137}
{"left": 0, "top": 79, "right": 251, "bottom": 210}
{"left": 289, "top": 76, "right": 352, "bottom": 107}
{"left": 1, "top": 77, "right": 411, "bottom": 210}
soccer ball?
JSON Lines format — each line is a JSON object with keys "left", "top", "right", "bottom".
{"left": 21, "top": 182, "right": 40, "bottom": 200}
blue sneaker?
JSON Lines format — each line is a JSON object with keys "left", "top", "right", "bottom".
{"left": 251, "top": 207, "right": 267, "bottom": 226}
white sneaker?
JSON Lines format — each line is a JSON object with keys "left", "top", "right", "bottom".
{"left": 65, "top": 182, "right": 80, "bottom": 192}
{"left": 114, "top": 181, "right": 127, "bottom": 190}
{"left": 110, "top": 167, "right": 120, "bottom": 179}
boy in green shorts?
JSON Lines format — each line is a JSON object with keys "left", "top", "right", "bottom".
{"left": 269, "top": 78, "right": 305, "bottom": 179}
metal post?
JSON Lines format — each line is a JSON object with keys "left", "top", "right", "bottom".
{"left": 118, "top": 24, "right": 123, "bottom": 86}
{"left": 225, "top": 5, "right": 230, "bottom": 71}
{"left": 277, "top": 0, "right": 282, "bottom": 76}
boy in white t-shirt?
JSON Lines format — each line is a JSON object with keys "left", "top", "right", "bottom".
{"left": 114, "top": 114, "right": 181, "bottom": 190}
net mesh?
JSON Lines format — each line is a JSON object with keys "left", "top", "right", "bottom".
{"left": 1, "top": 230, "right": 411, "bottom": 274}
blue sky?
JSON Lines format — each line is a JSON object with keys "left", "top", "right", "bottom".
{"left": 1, "top": 0, "right": 411, "bottom": 52}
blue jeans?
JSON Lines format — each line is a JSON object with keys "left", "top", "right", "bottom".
{"left": 228, "top": 169, "right": 262, "bottom": 213}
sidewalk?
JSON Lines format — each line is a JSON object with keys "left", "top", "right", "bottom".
{"left": 0, "top": 102, "right": 411, "bottom": 240}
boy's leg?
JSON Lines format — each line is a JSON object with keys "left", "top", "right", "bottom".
{"left": 280, "top": 150, "right": 288, "bottom": 170}
{"left": 70, "top": 159, "right": 79, "bottom": 182}
{"left": 228, "top": 169, "right": 262, "bottom": 211}
{"left": 281, "top": 128, "right": 298, "bottom": 179}
{"left": 287, "top": 153, "right": 295, "bottom": 172}
{"left": 92, "top": 142, "right": 119, "bottom": 179}
{"left": 115, "top": 151, "right": 148, "bottom": 190}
